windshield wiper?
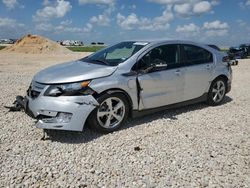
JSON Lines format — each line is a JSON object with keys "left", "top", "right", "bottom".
{"left": 91, "top": 59, "right": 109, "bottom": 65}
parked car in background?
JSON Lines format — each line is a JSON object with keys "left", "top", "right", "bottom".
{"left": 228, "top": 47, "right": 247, "bottom": 59}
{"left": 240, "top": 43, "right": 250, "bottom": 56}
{"left": 73, "top": 41, "right": 83, "bottom": 46}
{"left": 61, "top": 40, "right": 73, "bottom": 46}
{"left": 97, "top": 42, "right": 105, "bottom": 45}
{"left": 61, "top": 40, "right": 83, "bottom": 46}
{"left": 91, "top": 42, "right": 105, "bottom": 46}
{"left": 0, "top": 38, "right": 17, "bottom": 44}
{"left": 16, "top": 40, "right": 233, "bottom": 133}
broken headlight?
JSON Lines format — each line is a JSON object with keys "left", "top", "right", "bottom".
{"left": 44, "top": 81, "right": 95, "bottom": 97}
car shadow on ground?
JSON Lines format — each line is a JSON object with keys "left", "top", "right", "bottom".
{"left": 44, "top": 96, "right": 233, "bottom": 144}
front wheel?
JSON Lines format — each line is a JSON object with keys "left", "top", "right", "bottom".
{"left": 87, "top": 93, "right": 129, "bottom": 133}
{"left": 207, "top": 78, "right": 226, "bottom": 106}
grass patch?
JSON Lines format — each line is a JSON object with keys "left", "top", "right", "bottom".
{"left": 0, "top": 46, "right": 6, "bottom": 50}
{"left": 67, "top": 46, "right": 105, "bottom": 52}
{"left": 220, "top": 48, "right": 229, "bottom": 52}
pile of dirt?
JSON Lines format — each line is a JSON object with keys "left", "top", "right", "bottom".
{"left": 1, "top": 34, "right": 72, "bottom": 54}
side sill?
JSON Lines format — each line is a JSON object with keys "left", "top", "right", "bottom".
{"left": 132, "top": 93, "right": 208, "bottom": 118}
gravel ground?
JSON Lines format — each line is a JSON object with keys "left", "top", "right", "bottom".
{"left": 0, "top": 54, "right": 250, "bottom": 187}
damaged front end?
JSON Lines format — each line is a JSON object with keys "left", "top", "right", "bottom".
{"left": 7, "top": 80, "right": 99, "bottom": 132}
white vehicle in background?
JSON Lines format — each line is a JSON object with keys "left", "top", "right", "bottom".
{"left": 73, "top": 41, "right": 83, "bottom": 46}
{"left": 61, "top": 40, "right": 73, "bottom": 46}
{"left": 61, "top": 40, "right": 83, "bottom": 46}
{"left": 0, "top": 39, "right": 16, "bottom": 44}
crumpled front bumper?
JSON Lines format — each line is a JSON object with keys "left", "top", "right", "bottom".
{"left": 25, "top": 95, "right": 99, "bottom": 131}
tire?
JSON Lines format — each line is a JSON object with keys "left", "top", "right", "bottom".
{"left": 207, "top": 78, "right": 226, "bottom": 106}
{"left": 87, "top": 92, "right": 129, "bottom": 133}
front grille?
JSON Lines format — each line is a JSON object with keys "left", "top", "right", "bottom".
{"left": 27, "top": 81, "right": 47, "bottom": 99}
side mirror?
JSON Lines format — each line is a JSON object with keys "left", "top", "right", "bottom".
{"left": 144, "top": 64, "right": 168, "bottom": 73}
{"left": 154, "top": 64, "right": 168, "bottom": 70}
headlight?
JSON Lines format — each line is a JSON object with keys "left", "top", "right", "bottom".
{"left": 44, "top": 81, "right": 95, "bottom": 97}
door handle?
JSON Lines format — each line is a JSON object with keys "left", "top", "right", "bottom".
{"left": 175, "top": 70, "right": 181, "bottom": 76}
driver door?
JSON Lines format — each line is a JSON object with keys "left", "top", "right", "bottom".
{"left": 136, "top": 44, "right": 185, "bottom": 110}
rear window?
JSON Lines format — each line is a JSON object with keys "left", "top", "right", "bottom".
{"left": 183, "top": 45, "right": 213, "bottom": 65}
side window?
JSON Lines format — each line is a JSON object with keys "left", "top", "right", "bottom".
{"left": 183, "top": 45, "right": 213, "bottom": 65}
{"left": 137, "top": 44, "right": 180, "bottom": 71}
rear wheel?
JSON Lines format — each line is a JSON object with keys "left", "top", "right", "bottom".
{"left": 207, "top": 78, "right": 226, "bottom": 106}
{"left": 88, "top": 93, "right": 129, "bottom": 133}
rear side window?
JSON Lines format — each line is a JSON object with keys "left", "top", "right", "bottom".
{"left": 183, "top": 45, "right": 213, "bottom": 65}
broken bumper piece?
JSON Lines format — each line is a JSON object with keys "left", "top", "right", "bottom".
{"left": 20, "top": 95, "right": 99, "bottom": 131}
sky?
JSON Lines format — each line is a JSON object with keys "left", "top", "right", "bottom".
{"left": 0, "top": 0, "right": 249, "bottom": 47}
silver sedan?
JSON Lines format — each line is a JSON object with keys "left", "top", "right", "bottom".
{"left": 20, "top": 40, "right": 232, "bottom": 132}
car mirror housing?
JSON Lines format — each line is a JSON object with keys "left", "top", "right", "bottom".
{"left": 144, "top": 63, "right": 168, "bottom": 73}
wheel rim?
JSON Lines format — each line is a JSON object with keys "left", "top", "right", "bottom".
{"left": 212, "top": 80, "right": 226, "bottom": 103}
{"left": 97, "top": 97, "right": 125, "bottom": 129}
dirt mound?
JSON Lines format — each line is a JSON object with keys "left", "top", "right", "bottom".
{"left": 1, "top": 34, "right": 72, "bottom": 54}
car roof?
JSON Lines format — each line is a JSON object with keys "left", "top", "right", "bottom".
{"left": 122, "top": 39, "right": 211, "bottom": 47}
{"left": 119, "top": 39, "right": 222, "bottom": 56}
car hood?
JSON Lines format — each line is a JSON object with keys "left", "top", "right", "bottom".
{"left": 33, "top": 60, "right": 117, "bottom": 84}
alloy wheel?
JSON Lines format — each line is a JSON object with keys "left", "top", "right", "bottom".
{"left": 212, "top": 80, "right": 226, "bottom": 103}
{"left": 97, "top": 97, "right": 125, "bottom": 129}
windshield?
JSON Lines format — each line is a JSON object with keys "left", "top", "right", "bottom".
{"left": 81, "top": 41, "right": 148, "bottom": 66}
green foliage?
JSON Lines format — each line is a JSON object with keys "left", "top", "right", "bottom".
{"left": 67, "top": 46, "right": 105, "bottom": 52}
{"left": 220, "top": 48, "right": 229, "bottom": 52}
{"left": 0, "top": 46, "right": 6, "bottom": 50}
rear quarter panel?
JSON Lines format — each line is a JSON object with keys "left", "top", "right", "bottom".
{"left": 210, "top": 52, "right": 232, "bottom": 90}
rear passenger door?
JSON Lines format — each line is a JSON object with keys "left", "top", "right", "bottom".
{"left": 182, "top": 44, "right": 214, "bottom": 101}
